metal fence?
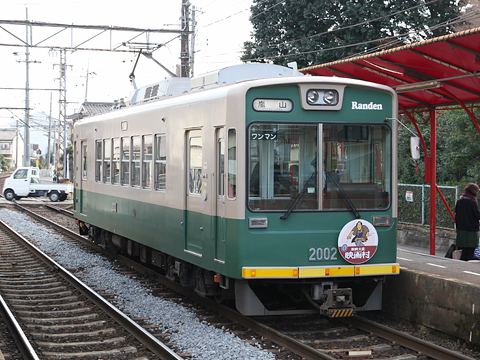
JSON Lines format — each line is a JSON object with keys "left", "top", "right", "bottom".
{"left": 398, "top": 184, "right": 460, "bottom": 230}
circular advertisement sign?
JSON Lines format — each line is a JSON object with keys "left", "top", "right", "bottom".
{"left": 338, "top": 219, "right": 378, "bottom": 264}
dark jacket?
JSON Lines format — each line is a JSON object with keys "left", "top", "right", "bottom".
{"left": 455, "top": 196, "right": 480, "bottom": 232}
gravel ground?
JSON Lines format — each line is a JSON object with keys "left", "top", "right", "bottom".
{"left": 0, "top": 209, "right": 277, "bottom": 360}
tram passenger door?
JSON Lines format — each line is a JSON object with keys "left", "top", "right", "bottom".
{"left": 185, "top": 130, "right": 205, "bottom": 256}
{"left": 78, "top": 141, "right": 87, "bottom": 215}
{"left": 215, "top": 128, "right": 226, "bottom": 262}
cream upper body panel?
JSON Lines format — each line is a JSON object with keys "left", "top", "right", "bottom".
{"left": 74, "top": 75, "right": 397, "bottom": 220}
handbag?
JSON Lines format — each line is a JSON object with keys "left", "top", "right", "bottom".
{"left": 445, "top": 244, "right": 456, "bottom": 258}
{"left": 474, "top": 242, "right": 480, "bottom": 260}
{"left": 452, "top": 249, "right": 463, "bottom": 260}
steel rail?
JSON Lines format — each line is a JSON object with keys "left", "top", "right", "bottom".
{"left": 0, "top": 294, "right": 40, "bottom": 360}
{"left": 30, "top": 198, "right": 75, "bottom": 217}
{"left": 343, "top": 316, "right": 477, "bottom": 360}
{"left": 110, "top": 254, "right": 339, "bottom": 360}
{"left": 13, "top": 203, "right": 337, "bottom": 360}
{"left": 0, "top": 215, "right": 183, "bottom": 360}
{"left": 15, "top": 203, "right": 477, "bottom": 360}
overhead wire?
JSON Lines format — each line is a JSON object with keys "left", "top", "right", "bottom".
{"left": 202, "top": 0, "right": 272, "bottom": 28}
{"left": 344, "top": 9, "right": 480, "bottom": 60}
{"left": 242, "top": 6, "right": 480, "bottom": 62}
{"left": 250, "top": 0, "right": 443, "bottom": 52}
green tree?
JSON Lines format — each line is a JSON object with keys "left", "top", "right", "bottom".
{"left": 0, "top": 154, "right": 9, "bottom": 172}
{"left": 436, "top": 109, "right": 480, "bottom": 185}
{"left": 242, "top": 0, "right": 461, "bottom": 67}
{"left": 397, "top": 108, "right": 480, "bottom": 186}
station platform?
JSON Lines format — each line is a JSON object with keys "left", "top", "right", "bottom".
{"left": 385, "top": 245, "right": 480, "bottom": 345}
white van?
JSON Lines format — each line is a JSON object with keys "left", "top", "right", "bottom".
{"left": 3, "top": 167, "right": 72, "bottom": 202}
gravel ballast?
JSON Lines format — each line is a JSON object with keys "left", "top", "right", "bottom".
{"left": 0, "top": 209, "right": 276, "bottom": 360}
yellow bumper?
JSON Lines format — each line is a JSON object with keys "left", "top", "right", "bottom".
{"left": 242, "top": 263, "right": 400, "bottom": 279}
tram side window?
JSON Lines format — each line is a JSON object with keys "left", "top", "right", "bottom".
{"left": 95, "top": 140, "right": 102, "bottom": 182}
{"left": 112, "top": 139, "right": 120, "bottom": 185}
{"left": 132, "top": 136, "right": 141, "bottom": 187}
{"left": 121, "top": 137, "right": 130, "bottom": 186}
{"left": 189, "top": 136, "right": 202, "bottom": 195}
{"left": 154, "top": 134, "right": 166, "bottom": 191}
{"left": 103, "top": 139, "right": 111, "bottom": 183}
{"left": 142, "top": 135, "right": 152, "bottom": 189}
{"left": 228, "top": 128, "right": 236, "bottom": 199}
{"left": 82, "top": 144, "right": 87, "bottom": 180}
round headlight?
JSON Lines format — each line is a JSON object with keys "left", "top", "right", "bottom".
{"left": 323, "top": 91, "right": 337, "bottom": 104}
{"left": 307, "top": 90, "right": 319, "bottom": 104}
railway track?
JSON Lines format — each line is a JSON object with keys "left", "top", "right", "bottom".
{"left": 6, "top": 202, "right": 480, "bottom": 360}
{"left": 29, "top": 198, "right": 75, "bottom": 217}
{"left": 0, "top": 214, "right": 183, "bottom": 360}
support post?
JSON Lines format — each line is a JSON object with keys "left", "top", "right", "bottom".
{"left": 180, "top": 0, "right": 191, "bottom": 77}
{"left": 429, "top": 109, "right": 437, "bottom": 255}
{"left": 24, "top": 8, "right": 30, "bottom": 167}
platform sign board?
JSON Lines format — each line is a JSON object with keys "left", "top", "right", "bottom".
{"left": 406, "top": 191, "right": 413, "bottom": 202}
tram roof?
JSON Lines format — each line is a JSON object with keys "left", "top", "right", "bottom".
{"left": 299, "top": 27, "right": 480, "bottom": 111}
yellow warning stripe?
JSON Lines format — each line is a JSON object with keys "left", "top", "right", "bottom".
{"left": 242, "top": 267, "right": 298, "bottom": 278}
{"left": 354, "top": 263, "right": 400, "bottom": 276}
{"left": 329, "top": 308, "right": 355, "bottom": 317}
{"left": 298, "top": 266, "right": 355, "bottom": 278}
{"left": 242, "top": 263, "right": 399, "bottom": 279}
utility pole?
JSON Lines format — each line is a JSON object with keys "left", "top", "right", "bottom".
{"left": 24, "top": 8, "right": 30, "bottom": 167}
{"left": 190, "top": 6, "right": 196, "bottom": 77}
{"left": 52, "top": 48, "right": 68, "bottom": 178}
{"left": 47, "top": 92, "right": 52, "bottom": 171}
{"left": 180, "top": 0, "right": 191, "bottom": 77}
{"left": 61, "top": 48, "right": 67, "bottom": 177}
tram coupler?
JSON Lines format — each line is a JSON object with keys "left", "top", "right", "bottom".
{"left": 320, "top": 288, "right": 356, "bottom": 318}
{"left": 76, "top": 220, "right": 89, "bottom": 235}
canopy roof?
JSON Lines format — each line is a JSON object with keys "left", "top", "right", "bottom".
{"left": 300, "top": 27, "right": 480, "bottom": 110}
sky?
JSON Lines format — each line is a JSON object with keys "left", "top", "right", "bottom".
{"left": 0, "top": 0, "right": 254, "bottom": 151}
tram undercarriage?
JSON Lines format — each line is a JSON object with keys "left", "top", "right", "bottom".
{"left": 81, "top": 223, "right": 384, "bottom": 318}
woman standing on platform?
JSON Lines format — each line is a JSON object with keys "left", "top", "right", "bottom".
{"left": 455, "top": 183, "right": 480, "bottom": 261}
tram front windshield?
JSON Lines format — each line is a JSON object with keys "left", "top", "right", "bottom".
{"left": 247, "top": 123, "right": 391, "bottom": 212}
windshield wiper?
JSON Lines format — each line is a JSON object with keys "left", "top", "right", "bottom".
{"left": 326, "top": 172, "right": 361, "bottom": 219}
{"left": 280, "top": 171, "right": 316, "bottom": 220}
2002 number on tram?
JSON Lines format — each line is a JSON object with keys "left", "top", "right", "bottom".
{"left": 309, "top": 247, "right": 338, "bottom": 261}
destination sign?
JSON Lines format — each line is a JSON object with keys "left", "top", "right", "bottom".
{"left": 253, "top": 99, "right": 293, "bottom": 112}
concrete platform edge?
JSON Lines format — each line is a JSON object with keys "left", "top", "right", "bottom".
{"left": 383, "top": 268, "right": 480, "bottom": 344}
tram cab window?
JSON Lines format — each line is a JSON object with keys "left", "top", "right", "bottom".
{"left": 323, "top": 124, "right": 391, "bottom": 210}
{"left": 247, "top": 123, "right": 391, "bottom": 212}
{"left": 248, "top": 124, "right": 318, "bottom": 211}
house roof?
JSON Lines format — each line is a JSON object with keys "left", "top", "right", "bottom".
{"left": 0, "top": 129, "right": 20, "bottom": 142}
{"left": 68, "top": 102, "right": 115, "bottom": 120}
{"left": 299, "top": 27, "right": 480, "bottom": 110}
{"left": 79, "top": 102, "right": 114, "bottom": 117}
